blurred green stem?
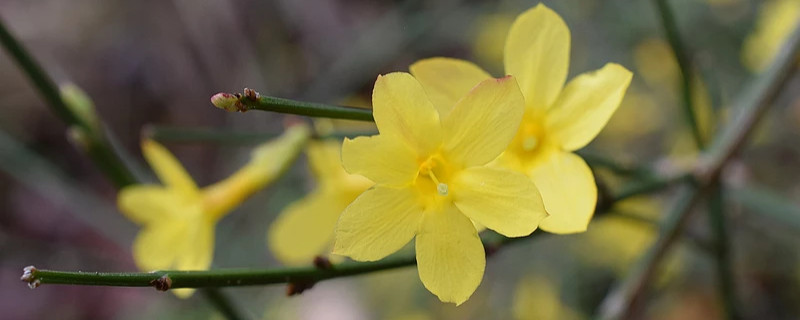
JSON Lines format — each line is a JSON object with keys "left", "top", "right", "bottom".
{"left": 709, "top": 184, "right": 740, "bottom": 320}
{"left": 598, "top": 20, "right": 800, "bottom": 320}
{"left": 0, "top": 17, "right": 136, "bottom": 188}
{"left": 145, "top": 125, "right": 375, "bottom": 145}
{"left": 654, "top": 0, "right": 706, "bottom": 149}
{"left": 201, "top": 288, "right": 246, "bottom": 320}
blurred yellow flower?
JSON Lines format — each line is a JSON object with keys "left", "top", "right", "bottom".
{"left": 117, "top": 125, "right": 309, "bottom": 297}
{"left": 334, "top": 72, "right": 547, "bottom": 305}
{"left": 411, "top": 4, "right": 632, "bottom": 234}
{"left": 742, "top": 0, "right": 800, "bottom": 72}
{"left": 472, "top": 13, "right": 515, "bottom": 70}
{"left": 268, "top": 140, "right": 372, "bottom": 265}
{"left": 513, "top": 275, "right": 584, "bottom": 320}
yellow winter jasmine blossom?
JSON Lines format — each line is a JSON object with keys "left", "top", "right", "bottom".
{"left": 117, "top": 125, "right": 309, "bottom": 297}
{"left": 742, "top": 0, "right": 800, "bottom": 72}
{"left": 268, "top": 140, "right": 372, "bottom": 265}
{"left": 334, "top": 72, "right": 547, "bottom": 305}
{"left": 410, "top": 4, "right": 632, "bottom": 234}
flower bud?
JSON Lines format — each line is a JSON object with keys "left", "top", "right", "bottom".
{"left": 210, "top": 93, "right": 241, "bottom": 112}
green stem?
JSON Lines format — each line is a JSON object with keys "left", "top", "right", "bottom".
{"left": 598, "top": 20, "right": 800, "bottom": 320}
{"left": 612, "top": 210, "right": 713, "bottom": 253}
{"left": 145, "top": 126, "right": 279, "bottom": 145}
{"left": 22, "top": 256, "right": 415, "bottom": 289}
{"left": 144, "top": 125, "right": 376, "bottom": 145}
{"left": 654, "top": 0, "right": 706, "bottom": 149}
{"left": 708, "top": 184, "right": 740, "bottom": 320}
{"left": 219, "top": 91, "right": 374, "bottom": 122}
{"left": 200, "top": 288, "right": 246, "bottom": 320}
{"left": 577, "top": 151, "right": 652, "bottom": 177}
{"left": 0, "top": 17, "right": 136, "bottom": 188}
{"left": 608, "top": 172, "right": 692, "bottom": 204}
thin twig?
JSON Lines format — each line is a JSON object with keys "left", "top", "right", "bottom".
{"left": 655, "top": 1, "right": 739, "bottom": 316}
{"left": 211, "top": 89, "right": 373, "bottom": 121}
{"left": 654, "top": 0, "right": 706, "bottom": 149}
{"left": 0, "top": 17, "right": 136, "bottom": 188}
{"left": 598, "top": 20, "right": 800, "bottom": 320}
{"left": 708, "top": 184, "right": 740, "bottom": 319}
{"left": 144, "top": 125, "right": 376, "bottom": 145}
{"left": 200, "top": 288, "right": 247, "bottom": 320}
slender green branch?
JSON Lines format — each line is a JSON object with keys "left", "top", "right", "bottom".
{"left": 607, "top": 172, "right": 692, "bottom": 204}
{"left": 654, "top": 0, "right": 706, "bottom": 149}
{"left": 211, "top": 90, "right": 373, "bottom": 121}
{"left": 578, "top": 151, "right": 652, "bottom": 177}
{"left": 144, "top": 125, "right": 376, "bottom": 145}
{"left": 598, "top": 20, "right": 800, "bottom": 320}
{"left": 708, "top": 184, "right": 740, "bottom": 320}
{"left": 0, "top": 17, "right": 136, "bottom": 188}
{"left": 730, "top": 186, "right": 800, "bottom": 232}
{"left": 145, "top": 125, "right": 279, "bottom": 145}
{"left": 200, "top": 288, "right": 246, "bottom": 320}
{"left": 612, "top": 210, "right": 713, "bottom": 253}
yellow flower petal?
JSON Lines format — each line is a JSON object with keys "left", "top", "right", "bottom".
{"left": 117, "top": 185, "right": 178, "bottom": 224}
{"left": 141, "top": 139, "right": 199, "bottom": 198}
{"left": 333, "top": 186, "right": 423, "bottom": 261}
{"left": 409, "top": 58, "right": 491, "bottom": 117}
{"left": 174, "top": 221, "right": 214, "bottom": 271}
{"left": 268, "top": 190, "right": 345, "bottom": 265}
{"left": 307, "top": 140, "right": 348, "bottom": 180}
{"left": 416, "top": 204, "right": 485, "bottom": 305}
{"left": 372, "top": 72, "right": 443, "bottom": 155}
{"left": 342, "top": 135, "right": 418, "bottom": 187}
{"left": 171, "top": 288, "right": 196, "bottom": 299}
{"left": 545, "top": 63, "right": 633, "bottom": 151}
{"left": 132, "top": 221, "right": 187, "bottom": 271}
{"left": 202, "top": 125, "right": 309, "bottom": 219}
{"left": 504, "top": 4, "right": 570, "bottom": 111}
{"left": 442, "top": 76, "right": 525, "bottom": 168}
{"left": 452, "top": 167, "right": 547, "bottom": 237}
{"left": 533, "top": 151, "right": 597, "bottom": 234}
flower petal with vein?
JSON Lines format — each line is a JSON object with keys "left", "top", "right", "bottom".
{"left": 117, "top": 125, "right": 309, "bottom": 297}
{"left": 410, "top": 4, "right": 632, "bottom": 234}
{"left": 334, "top": 72, "right": 547, "bottom": 305}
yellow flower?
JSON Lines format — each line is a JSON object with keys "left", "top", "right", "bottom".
{"left": 268, "top": 140, "right": 372, "bottom": 265}
{"left": 410, "top": 4, "right": 632, "bottom": 234}
{"left": 742, "top": 0, "right": 800, "bottom": 72}
{"left": 334, "top": 72, "right": 547, "bottom": 305}
{"left": 117, "top": 125, "right": 310, "bottom": 297}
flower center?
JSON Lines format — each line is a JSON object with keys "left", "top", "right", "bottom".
{"left": 520, "top": 121, "right": 543, "bottom": 152}
{"left": 419, "top": 156, "right": 449, "bottom": 196}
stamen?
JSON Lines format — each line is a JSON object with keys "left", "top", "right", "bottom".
{"left": 427, "top": 171, "right": 448, "bottom": 196}
{"left": 523, "top": 136, "right": 538, "bottom": 151}
{"left": 437, "top": 183, "right": 449, "bottom": 196}
{"left": 427, "top": 171, "right": 440, "bottom": 185}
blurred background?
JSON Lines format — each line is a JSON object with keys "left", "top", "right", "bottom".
{"left": 1, "top": 0, "right": 800, "bottom": 319}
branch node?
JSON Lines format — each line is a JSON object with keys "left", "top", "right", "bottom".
{"left": 21, "top": 266, "right": 40, "bottom": 289}
{"left": 150, "top": 274, "right": 173, "bottom": 292}
{"left": 312, "top": 256, "right": 333, "bottom": 270}
{"left": 286, "top": 281, "right": 315, "bottom": 296}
